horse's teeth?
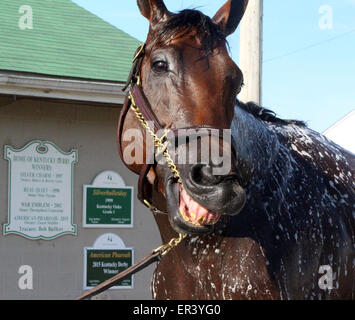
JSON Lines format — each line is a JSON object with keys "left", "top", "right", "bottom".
{"left": 198, "top": 216, "right": 206, "bottom": 224}
{"left": 180, "top": 207, "right": 219, "bottom": 226}
{"left": 180, "top": 209, "right": 190, "bottom": 222}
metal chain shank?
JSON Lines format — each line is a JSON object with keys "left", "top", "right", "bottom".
{"left": 128, "top": 88, "right": 186, "bottom": 253}
{"left": 129, "top": 92, "right": 182, "bottom": 183}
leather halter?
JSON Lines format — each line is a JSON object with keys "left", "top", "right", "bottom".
{"left": 118, "top": 44, "right": 228, "bottom": 213}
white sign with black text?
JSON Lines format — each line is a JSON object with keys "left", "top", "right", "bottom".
{"left": 4, "top": 140, "right": 77, "bottom": 240}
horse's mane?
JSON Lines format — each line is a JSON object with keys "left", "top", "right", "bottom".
{"left": 153, "top": 9, "right": 226, "bottom": 57}
{"left": 237, "top": 100, "right": 307, "bottom": 127}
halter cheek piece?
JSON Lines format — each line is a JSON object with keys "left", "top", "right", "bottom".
{"left": 118, "top": 44, "right": 177, "bottom": 214}
{"left": 118, "top": 44, "right": 227, "bottom": 214}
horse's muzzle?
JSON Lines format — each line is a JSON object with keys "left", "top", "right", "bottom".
{"left": 184, "top": 163, "right": 246, "bottom": 215}
{"left": 164, "top": 162, "right": 246, "bottom": 235}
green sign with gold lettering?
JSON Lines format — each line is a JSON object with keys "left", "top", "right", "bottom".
{"left": 83, "top": 186, "right": 133, "bottom": 228}
{"left": 84, "top": 248, "right": 133, "bottom": 289}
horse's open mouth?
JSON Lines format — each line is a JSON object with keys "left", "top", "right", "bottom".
{"left": 165, "top": 176, "right": 221, "bottom": 234}
{"left": 164, "top": 163, "right": 246, "bottom": 235}
{"left": 178, "top": 184, "right": 221, "bottom": 226}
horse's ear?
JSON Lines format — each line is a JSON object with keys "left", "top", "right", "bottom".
{"left": 212, "top": 0, "right": 249, "bottom": 36}
{"left": 137, "top": 0, "right": 169, "bottom": 25}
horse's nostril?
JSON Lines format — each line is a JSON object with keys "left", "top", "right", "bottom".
{"left": 190, "top": 164, "right": 221, "bottom": 186}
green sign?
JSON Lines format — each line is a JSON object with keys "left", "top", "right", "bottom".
{"left": 83, "top": 186, "right": 133, "bottom": 228}
{"left": 85, "top": 248, "right": 133, "bottom": 289}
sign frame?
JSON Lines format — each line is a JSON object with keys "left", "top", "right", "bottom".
{"left": 3, "top": 140, "right": 77, "bottom": 240}
{"left": 83, "top": 233, "right": 134, "bottom": 290}
{"left": 82, "top": 171, "right": 134, "bottom": 228}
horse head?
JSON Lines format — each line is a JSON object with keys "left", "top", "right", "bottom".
{"left": 119, "top": 0, "right": 249, "bottom": 235}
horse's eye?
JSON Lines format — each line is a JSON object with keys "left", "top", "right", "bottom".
{"left": 152, "top": 60, "right": 168, "bottom": 73}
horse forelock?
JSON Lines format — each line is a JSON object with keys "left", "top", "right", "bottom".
{"left": 151, "top": 9, "right": 227, "bottom": 57}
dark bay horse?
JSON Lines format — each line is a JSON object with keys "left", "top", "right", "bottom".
{"left": 118, "top": 0, "right": 355, "bottom": 299}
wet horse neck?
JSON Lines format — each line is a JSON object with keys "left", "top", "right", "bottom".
{"left": 231, "top": 103, "right": 281, "bottom": 181}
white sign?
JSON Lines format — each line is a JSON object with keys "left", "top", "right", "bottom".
{"left": 91, "top": 170, "right": 126, "bottom": 188}
{"left": 4, "top": 140, "right": 77, "bottom": 240}
{"left": 93, "top": 233, "right": 127, "bottom": 249}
